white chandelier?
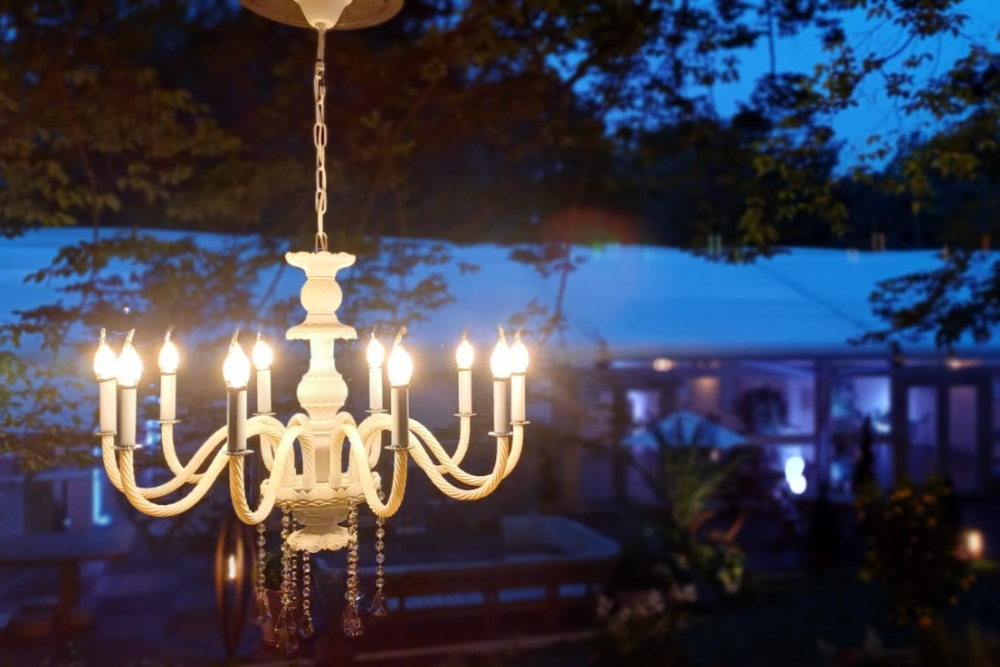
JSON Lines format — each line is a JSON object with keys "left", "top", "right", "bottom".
{"left": 91, "top": 0, "right": 528, "bottom": 648}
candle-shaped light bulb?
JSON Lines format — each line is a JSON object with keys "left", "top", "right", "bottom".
{"left": 366, "top": 334, "right": 385, "bottom": 368}
{"left": 456, "top": 334, "right": 474, "bottom": 415}
{"left": 251, "top": 336, "right": 273, "bottom": 370}
{"left": 490, "top": 327, "right": 511, "bottom": 379}
{"left": 367, "top": 332, "right": 385, "bottom": 412}
{"left": 158, "top": 334, "right": 179, "bottom": 374}
{"left": 94, "top": 329, "right": 118, "bottom": 381}
{"left": 116, "top": 335, "right": 143, "bottom": 387}
{"left": 388, "top": 328, "right": 411, "bottom": 449}
{"left": 158, "top": 332, "right": 180, "bottom": 422}
{"left": 116, "top": 330, "right": 141, "bottom": 447}
{"left": 95, "top": 328, "right": 117, "bottom": 434}
{"left": 510, "top": 333, "right": 529, "bottom": 374}
{"left": 223, "top": 338, "right": 252, "bottom": 389}
{"left": 491, "top": 327, "right": 510, "bottom": 434}
{"left": 510, "top": 332, "right": 528, "bottom": 424}
{"left": 456, "top": 335, "right": 474, "bottom": 370}
{"left": 387, "top": 339, "right": 413, "bottom": 387}
{"left": 251, "top": 334, "right": 273, "bottom": 415}
{"left": 224, "top": 332, "right": 249, "bottom": 454}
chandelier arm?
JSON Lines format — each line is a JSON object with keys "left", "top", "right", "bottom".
{"left": 409, "top": 419, "right": 504, "bottom": 487}
{"left": 343, "top": 420, "right": 407, "bottom": 519}
{"left": 502, "top": 423, "right": 525, "bottom": 479}
{"left": 117, "top": 446, "right": 231, "bottom": 517}
{"left": 435, "top": 417, "right": 471, "bottom": 471}
{"left": 101, "top": 428, "right": 226, "bottom": 499}
{"left": 407, "top": 429, "right": 510, "bottom": 501}
{"left": 355, "top": 413, "right": 385, "bottom": 468}
{"left": 229, "top": 424, "right": 303, "bottom": 525}
{"left": 257, "top": 414, "right": 295, "bottom": 472}
{"left": 159, "top": 423, "right": 203, "bottom": 481}
{"left": 109, "top": 417, "right": 287, "bottom": 509}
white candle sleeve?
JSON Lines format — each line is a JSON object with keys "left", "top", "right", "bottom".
{"left": 160, "top": 373, "right": 176, "bottom": 422}
{"left": 369, "top": 366, "right": 383, "bottom": 411}
{"left": 118, "top": 386, "right": 137, "bottom": 447}
{"left": 256, "top": 369, "right": 272, "bottom": 414}
{"left": 458, "top": 369, "right": 472, "bottom": 414}
{"left": 99, "top": 379, "right": 117, "bottom": 434}
{"left": 228, "top": 389, "right": 247, "bottom": 453}
{"left": 391, "top": 385, "right": 409, "bottom": 448}
{"left": 511, "top": 373, "right": 526, "bottom": 423}
{"left": 493, "top": 378, "right": 509, "bottom": 434}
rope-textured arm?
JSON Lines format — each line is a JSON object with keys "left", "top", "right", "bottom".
{"left": 502, "top": 423, "right": 525, "bottom": 479}
{"left": 257, "top": 414, "right": 296, "bottom": 473}
{"left": 409, "top": 419, "right": 502, "bottom": 487}
{"left": 113, "top": 417, "right": 284, "bottom": 517}
{"left": 355, "top": 413, "right": 384, "bottom": 469}
{"left": 158, "top": 415, "right": 283, "bottom": 480}
{"left": 229, "top": 424, "right": 303, "bottom": 525}
{"left": 434, "top": 417, "right": 471, "bottom": 472}
{"left": 407, "top": 425, "right": 511, "bottom": 501}
{"left": 102, "top": 428, "right": 225, "bottom": 500}
{"left": 344, "top": 418, "right": 406, "bottom": 519}
{"left": 159, "top": 422, "right": 201, "bottom": 480}
{"left": 410, "top": 419, "right": 523, "bottom": 484}
{"left": 117, "top": 446, "right": 230, "bottom": 517}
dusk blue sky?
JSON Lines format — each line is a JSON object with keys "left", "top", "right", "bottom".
{"left": 711, "top": 0, "right": 1000, "bottom": 165}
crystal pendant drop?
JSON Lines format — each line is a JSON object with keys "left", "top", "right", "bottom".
{"left": 370, "top": 506, "right": 388, "bottom": 617}
{"left": 342, "top": 503, "right": 364, "bottom": 637}
{"left": 300, "top": 551, "right": 315, "bottom": 639}
{"left": 256, "top": 522, "right": 272, "bottom": 624}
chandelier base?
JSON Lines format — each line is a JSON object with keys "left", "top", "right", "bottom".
{"left": 286, "top": 503, "right": 355, "bottom": 552}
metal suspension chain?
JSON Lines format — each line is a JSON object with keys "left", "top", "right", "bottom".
{"left": 313, "top": 27, "right": 329, "bottom": 252}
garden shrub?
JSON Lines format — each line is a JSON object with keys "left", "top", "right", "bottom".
{"left": 857, "top": 477, "right": 973, "bottom": 626}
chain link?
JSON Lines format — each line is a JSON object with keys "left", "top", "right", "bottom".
{"left": 313, "top": 28, "right": 329, "bottom": 252}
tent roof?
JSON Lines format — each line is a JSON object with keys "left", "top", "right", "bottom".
{"left": 2, "top": 229, "right": 996, "bottom": 364}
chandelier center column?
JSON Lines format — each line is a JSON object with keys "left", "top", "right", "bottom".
{"left": 286, "top": 250, "right": 357, "bottom": 484}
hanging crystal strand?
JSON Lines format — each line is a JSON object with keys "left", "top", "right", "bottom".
{"left": 300, "top": 550, "right": 315, "bottom": 638}
{"left": 342, "top": 502, "right": 363, "bottom": 637}
{"left": 369, "top": 491, "right": 388, "bottom": 617}
{"left": 255, "top": 522, "right": 272, "bottom": 625}
{"left": 276, "top": 507, "right": 299, "bottom": 654}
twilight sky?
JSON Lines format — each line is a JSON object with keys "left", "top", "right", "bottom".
{"left": 711, "top": 0, "right": 1000, "bottom": 166}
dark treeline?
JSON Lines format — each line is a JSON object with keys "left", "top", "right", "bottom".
{"left": 3, "top": 0, "right": 997, "bottom": 252}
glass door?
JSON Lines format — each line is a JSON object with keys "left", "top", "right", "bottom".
{"left": 894, "top": 370, "right": 991, "bottom": 495}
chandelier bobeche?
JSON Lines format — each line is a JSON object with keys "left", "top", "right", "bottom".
{"left": 91, "top": 0, "right": 528, "bottom": 649}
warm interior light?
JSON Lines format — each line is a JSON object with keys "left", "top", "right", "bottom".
{"left": 653, "top": 357, "right": 673, "bottom": 372}
{"left": 510, "top": 335, "right": 529, "bottom": 373}
{"left": 252, "top": 336, "right": 273, "bottom": 370}
{"left": 227, "top": 553, "right": 237, "bottom": 581}
{"left": 158, "top": 336, "right": 180, "bottom": 374}
{"left": 223, "top": 342, "right": 252, "bottom": 388}
{"left": 366, "top": 335, "right": 385, "bottom": 368}
{"left": 386, "top": 342, "right": 413, "bottom": 386}
{"left": 456, "top": 337, "right": 474, "bottom": 370}
{"left": 94, "top": 342, "right": 118, "bottom": 381}
{"left": 490, "top": 330, "right": 511, "bottom": 379}
{"left": 965, "top": 529, "right": 984, "bottom": 560}
{"left": 117, "top": 343, "right": 144, "bottom": 387}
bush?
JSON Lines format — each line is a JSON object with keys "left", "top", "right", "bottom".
{"left": 592, "top": 591, "right": 687, "bottom": 667}
{"left": 857, "top": 477, "right": 973, "bottom": 626}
